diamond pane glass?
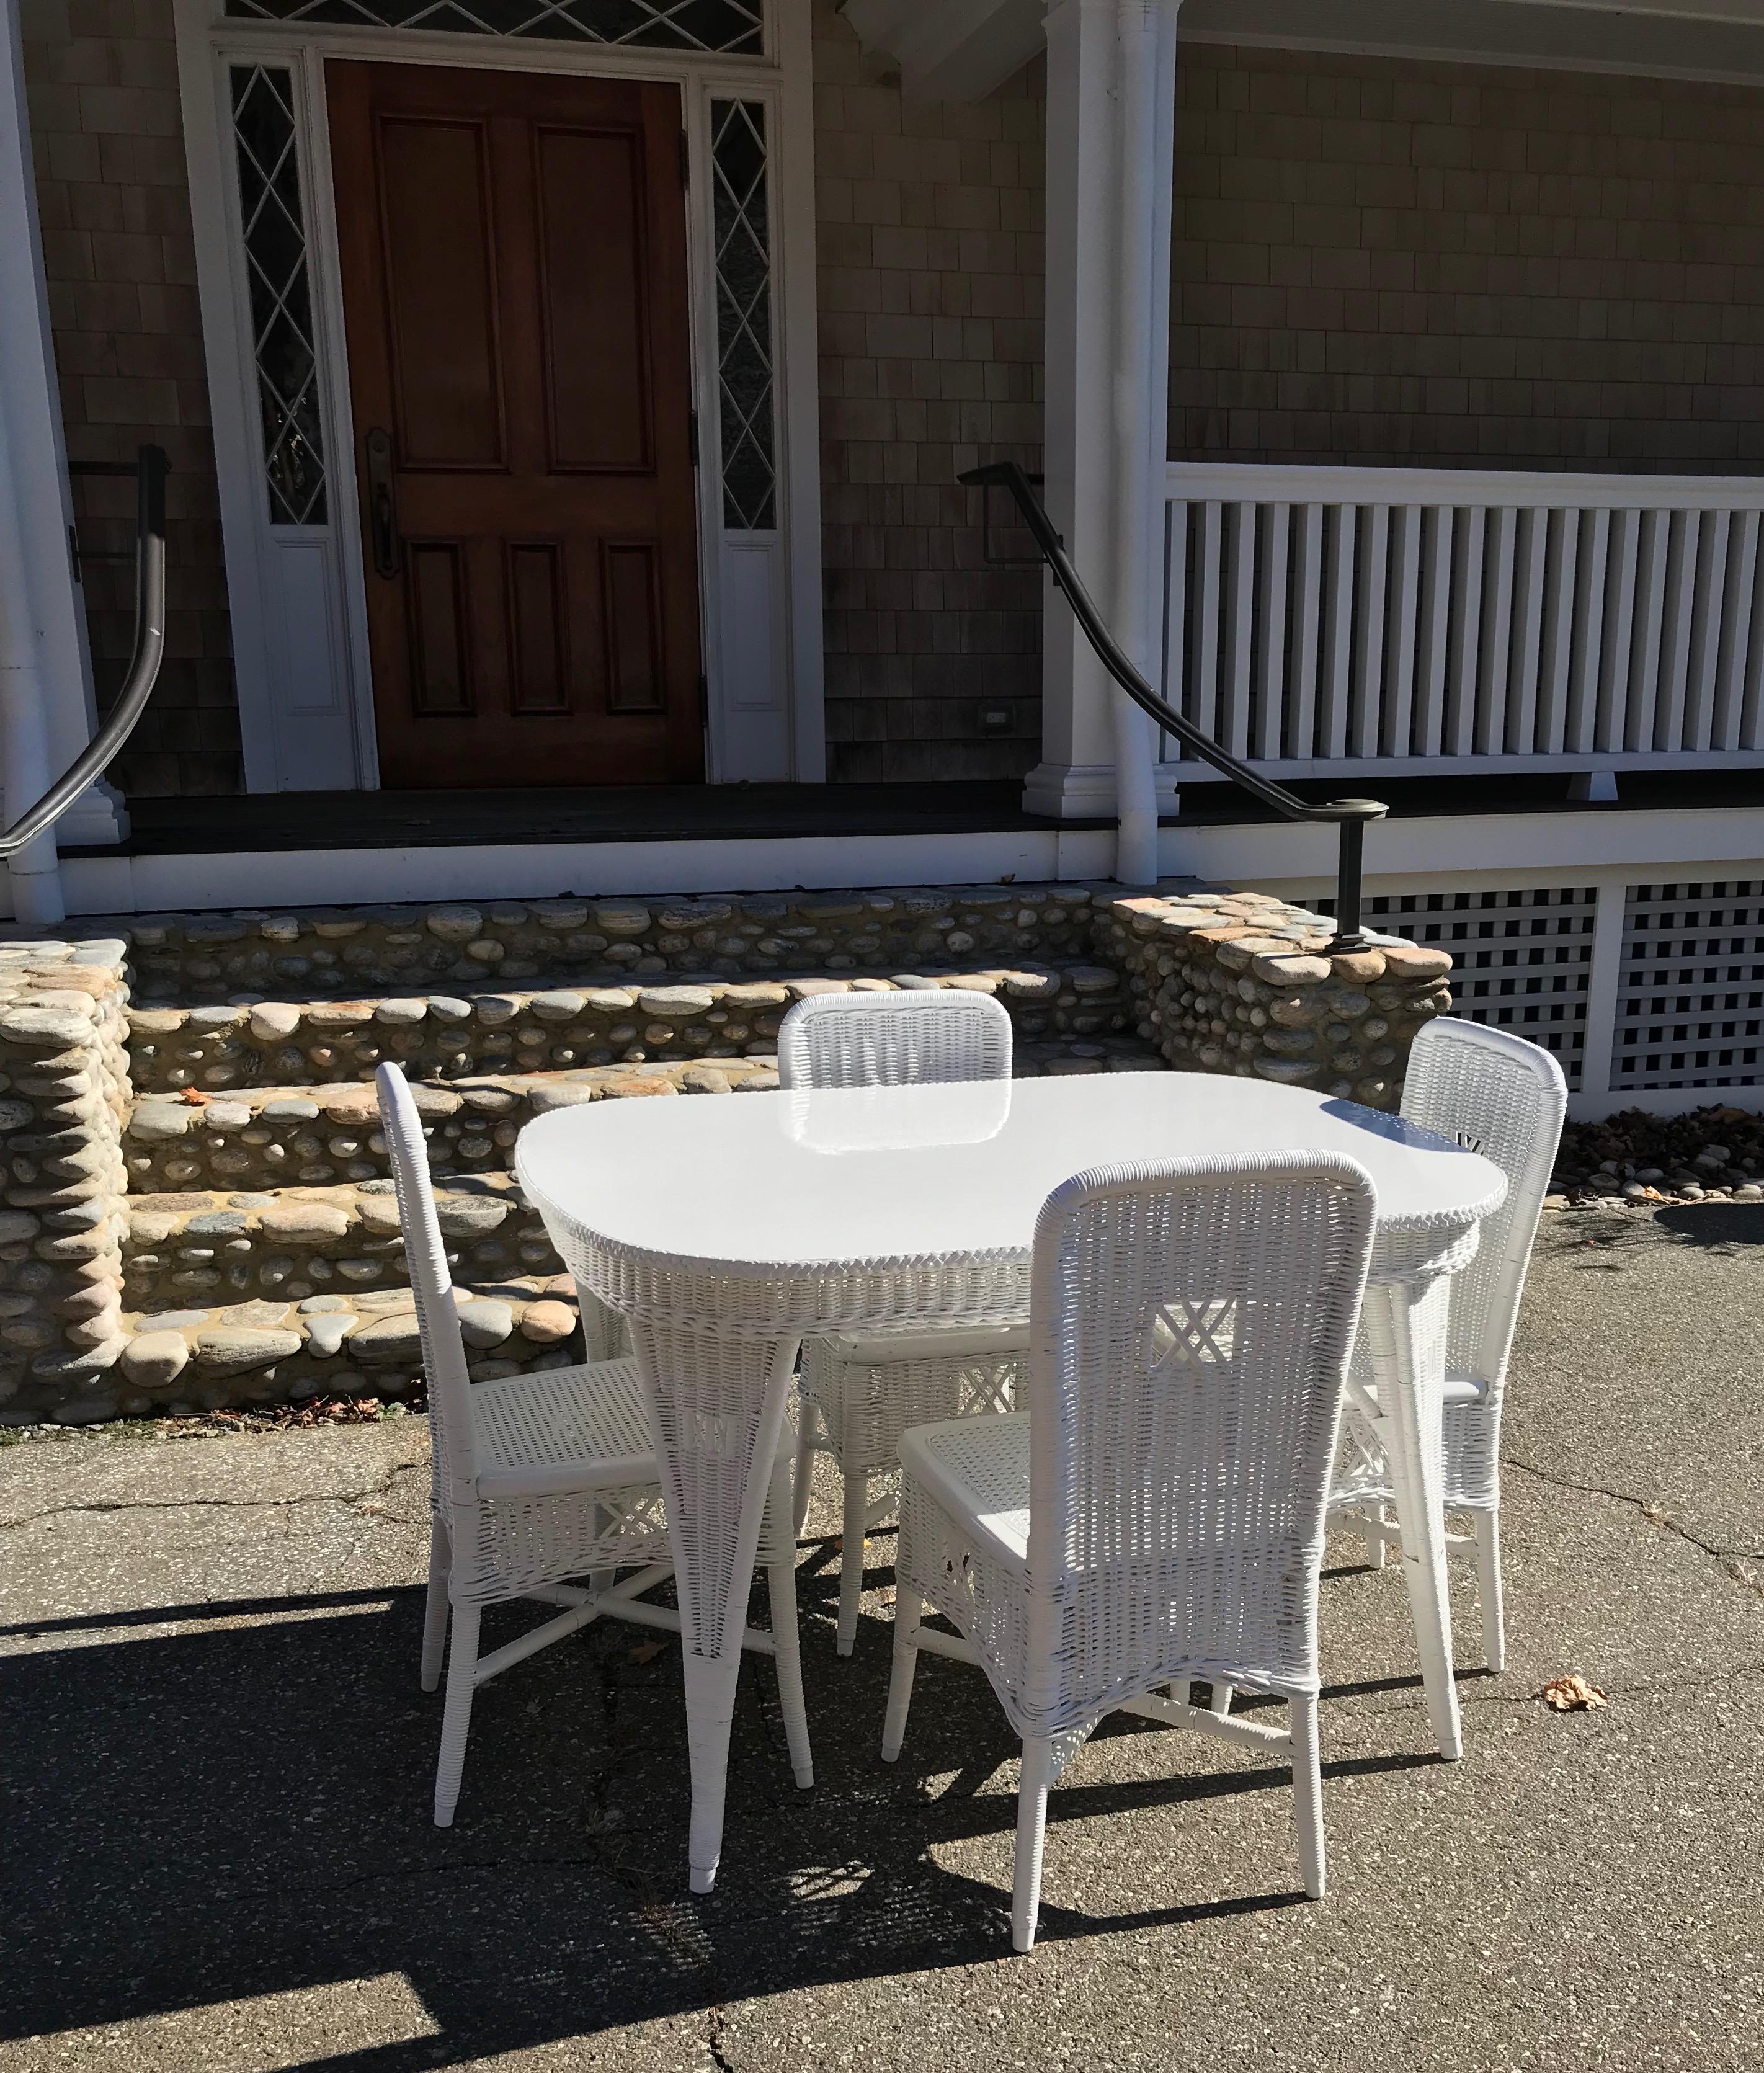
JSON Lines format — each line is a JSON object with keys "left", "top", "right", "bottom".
{"left": 711, "top": 99, "right": 775, "bottom": 530}
{"left": 231, "top": 66, "right": 327, "bottom": 525}
{"left": 221, "top": 1, "right": 764, "bottom": 52}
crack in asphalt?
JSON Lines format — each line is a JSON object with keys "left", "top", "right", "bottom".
{"left": 0, "top": 1463, "right": 422, "bottom": 1533}
{"left": 1501, "top": 1453, "right": 1763, "bottom": 1569}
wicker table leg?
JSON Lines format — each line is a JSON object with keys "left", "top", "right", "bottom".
{"left": 626, "top": 1319, "right": 807, "bottom": 1892}
{"left": 1363, "top": 1274, "right": 1463, "bottom": 1762}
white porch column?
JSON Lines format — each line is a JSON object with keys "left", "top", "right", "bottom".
{"left": 0, "top": 0, "right": 126, "bottom": 926}
{"left": 1025, "top": 0, "right": 1180, "bottom": 883}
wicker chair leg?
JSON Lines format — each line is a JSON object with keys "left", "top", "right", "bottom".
{"left": 1474, "top": 1507, "right": 1506, "bottom": 1673}
{"left": 836, "top": 1471, "right": 869, "bottom": 1656}
{"left": 420, "top": 1519, "right": 450, "bottom": 1693}
{"left": 765, "top": 1467, "right": 814, "bottom": 1788}
{"left": 1365, "top": 1507, "right": 1389, "bottom": 1569}
{"left": 792, "top": 1402, "right": 819, "bottom": 1538}
{"left": 880, "top": 1588, "right": 921, "bottom": 1761}
{"left": 1290, "top": 1695, "right": 1326, "bottom": 1900}
{"left": 1012, "top": 1738, "right": 1057, "bottom": 1953}
{"left": 433, "top": 1600, "right": 481, "bottom": 1828}
{"left": 1210, "top": 1681, "right": 1234, "bottom": 1718}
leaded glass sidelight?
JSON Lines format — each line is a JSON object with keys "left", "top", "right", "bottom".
{"left": 230, "top": 65, "right": 328, "bottom": 525}
{"left": 710, "top": 99, "right": 775, "bottom": 531}
{"left": 220, "top": 2, "right": 766, "bottom": 53}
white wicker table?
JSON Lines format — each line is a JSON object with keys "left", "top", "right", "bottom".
{"left": 517, "top": 1072, "right": 1507, "bottom": 1891}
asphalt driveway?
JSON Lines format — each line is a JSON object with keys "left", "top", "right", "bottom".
{"left": 2, "top": 1203, "right": 1760, "bottom": 2072}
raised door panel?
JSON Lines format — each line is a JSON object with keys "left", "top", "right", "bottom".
{"left": 535, "top": 127, "right": 653, "bottom": 475}
{"left": 376, "top": 117, "right": 504, "bottom": 471}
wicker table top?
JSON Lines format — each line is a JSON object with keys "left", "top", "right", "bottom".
{"left": 517, "top": 1073, "right": 1507, "bottom": 1285}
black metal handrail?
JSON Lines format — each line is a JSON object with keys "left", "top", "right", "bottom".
{"left": 961, "top": 461, "right": 1387, "bottom": 952}
{"left": 1, "top": 444, "right": 169, "bottom": 860}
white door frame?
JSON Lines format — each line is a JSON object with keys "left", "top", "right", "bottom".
{"left": 171, "top": 0, "right": 824, "bottom": 794}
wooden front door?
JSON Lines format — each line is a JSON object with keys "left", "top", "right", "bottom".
{"left": 327, "top": 61, "right": 703, "bottom": 790}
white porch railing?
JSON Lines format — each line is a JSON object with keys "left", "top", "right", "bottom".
{"left": 1160, "top": 463, "right": 1764, "bottom": 788}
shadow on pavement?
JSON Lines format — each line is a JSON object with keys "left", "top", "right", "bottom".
{"left": 1, "top": 1564, "right": 1431, "bottom": 2069}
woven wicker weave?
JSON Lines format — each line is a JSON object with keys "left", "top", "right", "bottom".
{"left": 885, "top": 1152, "right": 1378, "bottom": 1952}
{"left": 377, "top": 1064, "right": 811, "bottom": 1832}
{"left": 779, "top": 987, "right": 1026, "bottom": 1653}
{"left": 1329, "top": 1017, "right": 1567, "bottom": 1672}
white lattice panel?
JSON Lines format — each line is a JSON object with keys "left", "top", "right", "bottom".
{"left": 1611, "top": 881, "right": 1764, "bottom": 1090}
{"left": 1326, "top": 887, "right": 1595, "bottom": 1092}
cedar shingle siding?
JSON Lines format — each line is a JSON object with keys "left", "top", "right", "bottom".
{"left": 1170, "top": 44, "right": 1764, "bottom": 471}
{"left": 812, "top": 1, "right": 1046, "bottom": 783}
{"left": 22, "top": 0, "right": 239, "bottom": 799}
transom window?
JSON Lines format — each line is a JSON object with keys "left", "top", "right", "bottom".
{"left": 220, "top": 1, "right": 765, "bottom": 53}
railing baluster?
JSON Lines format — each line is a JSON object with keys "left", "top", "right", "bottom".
{"left": 1351, "top": 504, "right": 1389, "bottom": 759}
{"left": 1384, "top": 504, "right": 1422, "bottom": 758}
{"left": 1566, "top": 507, "right": 1609, "bottom": 757}
{"left": 1224, "top": 500, "right": 1255, "bottom": 761}
{"left": 1628, "top": 507, "right": 1672, "bottom": 752}
{"left": 1742, "top": 522, "right": 1764, "bottom": 751}
{"left": 1190, "top": 499, "right": 1224, "bottom": 753}
{"left": 1446, "top": 504, "right": 1485, "bottom": 757}
{"left": 1508, "top": 505, "right": 1549, "bottom": 756}
{"left": 1161, "top": 498, "right": 1188, "bottom": 764}
{"left": 1254, "top": 502, "right": 1290, "bottom": 760}
{"left": 1289, "top": 503, "right": 1323, "bottom": 763}
{"left": 1415, "top": 506, "right": 1452, "bottom": 759}
{"left": 1321, "top": 504, "right": 1356, "bottom": 759}
{"left": 1537, "top": 507, "right": 1577, "bottom": 756}
{"left": 1684, "top": 507, "right": 1729, "bottom": 752}
{"left": 1476, "top": 506, "right": 1518, "bottom": 756}
{"left": 1714, "top": 508, "right": 1758, "bottom": 751}
{"left": 1655, "top": 509, "right": 1702, "bottom": 752}
{"left": 1597, "top": 508, "right": 1642, "bottom": 754}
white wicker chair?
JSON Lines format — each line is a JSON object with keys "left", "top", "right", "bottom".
{"left": 777, "top": 988, "right": 1028, "bottom": 1654}
{"left": 1329, "top": 1017, "right": 1567, "bottom": 1672}
{"left": 376, "top": 1063, "right": 811, "bottom": 1827}
{"left": 884, "top": 1152, "right": 1377, "bottom": 1953}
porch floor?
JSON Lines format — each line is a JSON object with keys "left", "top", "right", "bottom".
{"left": 68, "top": 768, "right": 1764, "bottom": 858}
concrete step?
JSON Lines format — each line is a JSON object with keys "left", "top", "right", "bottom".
{"left": 122, "top": 962, "right": 1134, "bottom": 1095}
{"left": 116, "top": 1274, "right": 590, "bottom": 1415}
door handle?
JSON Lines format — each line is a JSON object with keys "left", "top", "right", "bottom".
{"left": 365, "top": 427, "right": 399, "bottom": 579}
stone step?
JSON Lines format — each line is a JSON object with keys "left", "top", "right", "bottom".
{"left": 115, "top": 1275, "right": 589, "bottom": 1417}
{"left": 120, "top": 1033, "right": 1165, "bottom": 1195}
{"left": 122, "top": 1056, "right": 782, "bottom": 1194}
{"left": 115, "top": 886, "right": 1118, "bottom": 1010}
{"left": 121, "top": 1172, "right": 552, "bottom": 1315}
{"left": 122, "top": 962, "right": 1133, "bottom": 1095}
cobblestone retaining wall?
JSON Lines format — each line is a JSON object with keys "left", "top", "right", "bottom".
{"left": 1101, "top": 888, "right": 1454, "bottom": 1105}
{"left": 0, "top": 941, "right": 133, "bottom": 1425}
{"left": 0, "top": 879, "right": 1454, "bottom": 1425}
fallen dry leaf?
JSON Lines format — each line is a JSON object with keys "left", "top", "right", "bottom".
{"left": 628, "top": 1638, "right": 667, "bottom": 1665}
{"left": 1539, "top": 1672, "right": 1608, "bottom": 1711}
{"left": 177, "top": 1086, "right": 210, "bottom": 1105}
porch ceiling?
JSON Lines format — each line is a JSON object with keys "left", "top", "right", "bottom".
{"left": 844, "top": 0, "right": 1764, "bottom": 98}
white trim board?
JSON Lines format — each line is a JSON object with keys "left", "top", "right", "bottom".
{"left": 17, "top": 799, "right": 1760, "bottom": 916}
{"left": 169, "top": 0, "right": 822, "bottom": 796}
{"left": 1180, "top": 0, "right": 1764, "bottom": 86}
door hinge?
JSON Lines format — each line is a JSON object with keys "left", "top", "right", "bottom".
{"left": 688, "top": 408, "right": 700, "bottom": 469}
{"left": 698, "top": 672, "right": 709, "bottom": 724}
{"left": 680, "top": 126, "right": 690, "bottom": 189}
{"left": 67, "top": 523, "right": 82, "bottom": 586}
